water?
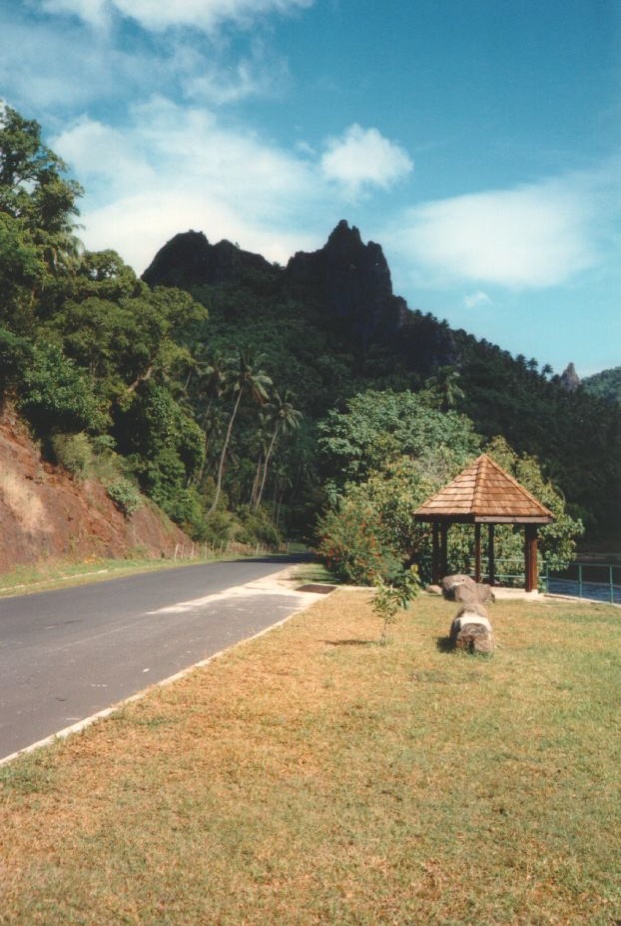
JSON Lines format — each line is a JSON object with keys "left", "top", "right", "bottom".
{"left": 544, "top": 577, "right": 621, "bottom": 605}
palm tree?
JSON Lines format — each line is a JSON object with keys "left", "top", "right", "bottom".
{"left": 424, "top": 366, "right": 465, "bottom": 412}
{"left": 197, "top": 350, "right": 230, "bottom": 428}
{"left": 186, "top": 350, "right": 234, "bottom": 486}
{"left": 252, "top": 390, "right": 302, "bottom": 510}
{"left": 208, "top": 349, "right": 272, "bottom": 516}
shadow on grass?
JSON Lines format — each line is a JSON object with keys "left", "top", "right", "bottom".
{"left": 436, "top": 636, "right": 453, "bottom": 653}
{"left": 324, "top": 639, "right": 376, "bottom": 647}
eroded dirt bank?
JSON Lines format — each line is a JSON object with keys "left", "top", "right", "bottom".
{"left": 0, "top": 406, "right": 190, "bottom": 574}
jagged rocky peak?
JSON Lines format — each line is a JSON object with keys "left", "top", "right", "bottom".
{"left": 142, "top": 229, "right": 277, "bottom": 288}
{"left": 285, "top": 219, "right": 407, "bottom": 346}
{"left": 286, "top": 220, "right": 392, "bottom": 302}
{"left": 559, "top": 362, "right": 581, "bottom": 392}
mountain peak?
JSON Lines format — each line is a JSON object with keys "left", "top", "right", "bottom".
{"left": 142, "top": 229, "right": 276, "bottom": 288}
{"left": 559, "top": 362, "right": 581, "bottom": 392}
{"left": 326, "top": 219, "right": 363, "bottom": 247}
{"left": 284, "top": 221, "right": 405, "bottom": 348}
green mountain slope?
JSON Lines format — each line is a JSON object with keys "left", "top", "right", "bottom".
{"left": 583, "top": 366, "right": 621, "bottom": 406}
{"left": 142, "top": 223, "right": 621, "bottom": 542}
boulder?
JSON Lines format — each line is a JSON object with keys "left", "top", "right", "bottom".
{"left": 440, "top": 574, "right": 477, "bottom": 601}
{"left": 454, "top": 582, "right": 480, "bottom": 605}
{"left": 441, "top": 575, "right": 495, "bottom": 605}
{"left": 450, "top": 611, "right": 495, "bottom": 654}
{"left": 425, "top": 584, "right": 443, "bottom": 596}
{"left": 476, "top": 583, "right": 496, "bottom": 603}
{"left": 455, "top": 600, "right": 489, "bottom": 620}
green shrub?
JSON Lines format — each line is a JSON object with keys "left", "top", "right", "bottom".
{"left": 317, "top": 497, "right": 403, "bottom": 585}
{"left": 236, "top": 505, "right": 282, "bottom": 549}
{"left": 371, "top": 566, "right": 421, "bottom": 644}
{"left": 203, "top": 510, "right": 243, "bottom": 547}
{"left": 106, "top": 479, "right": 142, "bottom": 517}
{"left": 50, "top": 432, "right": 93, "bottom": 478}
{"left": 18, "top": 341, "right": 107, "bottom": 434}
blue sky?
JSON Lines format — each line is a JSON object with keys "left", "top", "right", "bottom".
{"left": 1, "top": 0, "right": 620, "bottom": 376}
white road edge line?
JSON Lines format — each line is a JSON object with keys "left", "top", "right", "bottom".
{"left": 0, "top": 580, "right": 328, "bottom": 768}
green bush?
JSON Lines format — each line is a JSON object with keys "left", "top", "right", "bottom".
{"left": 371, "top": 566, "right": 421, "bottom": 644}
{"left": 236, "top": 505, "right": 282, "bottom": 549}
{"left": 19, "top": 341, "right": 107, "bottom": 434}
{"left": 203, "top": 510, "right": 243, "bottom": 547}
{"left": 317, "top": 497, "right": 403, "bottom": 585}
{"left": 50, "top": 432, "right": 93, "bottom": 478}
{"left": 106, "top": 479, "right": 142, "bottom": 517}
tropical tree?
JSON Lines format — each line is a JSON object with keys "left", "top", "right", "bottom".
{"left": 0, "top": 213, "right": 46, "bottom": 333}
{"left": 424, "top": 365, "right": 465, "bottom": 411}
{"left": 208, "top": 349, "right": 272, "bottom": 515}
{"left": 195, "top": 350, "right": 230, "bottom": 426}
{"left": 252, "top": 389, "right": 302, "bottom": 510}
{"left": 316, "top": 389, "right": 583, "bottom": 585}
{"left": 318, "top": 388, "right": 481, "bottom": 497}
{"left": 42, "top": 264, "right": 207, "bottom": 412}
{"left": 0, "top": 104, "right": 83, "bottom": 286}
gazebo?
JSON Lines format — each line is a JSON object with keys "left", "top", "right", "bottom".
{"left": 414, "top": 454, "right": 555, "bottom": 592}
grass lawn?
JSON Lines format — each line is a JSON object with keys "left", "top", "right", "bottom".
{"left": 1, "top": 589, "right": 620, "bottom": 925}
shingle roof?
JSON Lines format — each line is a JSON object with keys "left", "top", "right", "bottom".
{"left": 414, "top": 454, "right": 555, "bottom": 524}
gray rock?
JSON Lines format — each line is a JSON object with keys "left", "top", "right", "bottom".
{"left": 450, "top": 612, "right": 495, "bottom": 654}
{"left": 440, "top": 574, "right": 477, "bottom": 601}
{"left": 476, "top": 583, "right": 496, "bottom": 603}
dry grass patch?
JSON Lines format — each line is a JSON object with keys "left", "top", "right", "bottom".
{"left": 2, "top": 591, "right": 621, "bottom": 925}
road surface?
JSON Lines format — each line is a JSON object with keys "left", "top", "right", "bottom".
{"left": 0, "top": 556, "right": 316, "bottom": 762}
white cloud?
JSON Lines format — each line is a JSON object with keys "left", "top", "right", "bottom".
{"left": 182, "top": 39, "right": 290, "bottom": 105}
{"left": 53, "top": 117, "right": 156, "bottom": 190}
{"left": 0, "top": 3, "right": 301, "bottom": 127}
{"left": 392, "top": 176, "right": 600, "bottom": 289}
{"left": 53, "top": 101, "right": 415, "bottom": 274}
{"left": 41, "top": 0, "right": 314, "bottom": 32}
{"left": 79, "top": 190, "right": 311, "bottom": 272}
{"left": 320, "top": 124, "right": 413, "bottom": 198}
{"left": 0, "top": 14, "right": 167, "bottom": 113}
{"left": 464, "top": 290, "right": 492, "bottom": 309}
{"left": 53, "top": 98, "right": 335, "bottom": 272}
{"left": 40, "top": 0, "right": 109, "bottom": 29}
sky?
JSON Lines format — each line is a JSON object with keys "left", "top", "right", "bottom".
{"left": 1, "top": 0, "right": 620, "bottom": 377}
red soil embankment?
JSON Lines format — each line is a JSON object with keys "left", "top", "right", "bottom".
{"left": 0, "top": 406, "right": 190, "bottom": 574}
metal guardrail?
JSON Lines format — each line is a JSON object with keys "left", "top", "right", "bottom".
{"left": 477, "top": 558, "right": 621, "bottom": 605}
{"left": 542, "top": 562, "right": 621, "bottom": 605}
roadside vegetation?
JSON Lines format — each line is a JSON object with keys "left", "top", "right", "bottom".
{"left": 2, "top": 590, "right": 620, "bottom": 925}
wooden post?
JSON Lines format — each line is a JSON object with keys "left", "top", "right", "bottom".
{"left": 440, "top": 523, "right": 449, "bottom": 579}
{"left": 432, "top": 522, "right": 441, "bottom": 584}
{"left": 474, "top": 522, "right": 481, "bottom": 583}
{"left": 488, "top": 524, "right": 496, "bottom": 586}
{"left": 524, "top": 524, "right": 538, "bottom": 592}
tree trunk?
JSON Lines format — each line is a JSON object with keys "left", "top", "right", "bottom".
{"left": 208, "top": 388, "right": 243, "bottom": 516}
{"left": 253, "top": 425, "right": 279, "bottom": 510}
{"left": 250, "top": 450, "right": 264, "bottom": 508}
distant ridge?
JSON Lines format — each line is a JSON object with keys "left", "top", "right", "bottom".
{"left": 582, "top": 365, "right": 621, "bottom": 406}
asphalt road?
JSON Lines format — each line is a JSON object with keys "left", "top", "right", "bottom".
{"left": 0, "top": 556, "right": 311, "bottom": 761}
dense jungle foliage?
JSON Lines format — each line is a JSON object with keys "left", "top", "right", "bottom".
{"left": 1, "top": 105, "right": 619, "bottom": 583}
{"left": 583, "top": 366, "right": 621, "bottom": 407}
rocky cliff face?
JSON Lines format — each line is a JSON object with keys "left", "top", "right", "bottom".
{"left": 559, "top": 362, "right": 581, "bottom": 392}
{"left": 143, "top": 221, "right": 409, "bottom": 349}
{"left": 284, "top": 220, "right": 408, "bottom": 348}
{"left": 142, "top": 230, "right": 278, "bottom": 289}
{"left": 0, "top": 406, "right": 190, "bottom": 577}
{"left": 142, "top": 220, "right": 459, "bottom": 370}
